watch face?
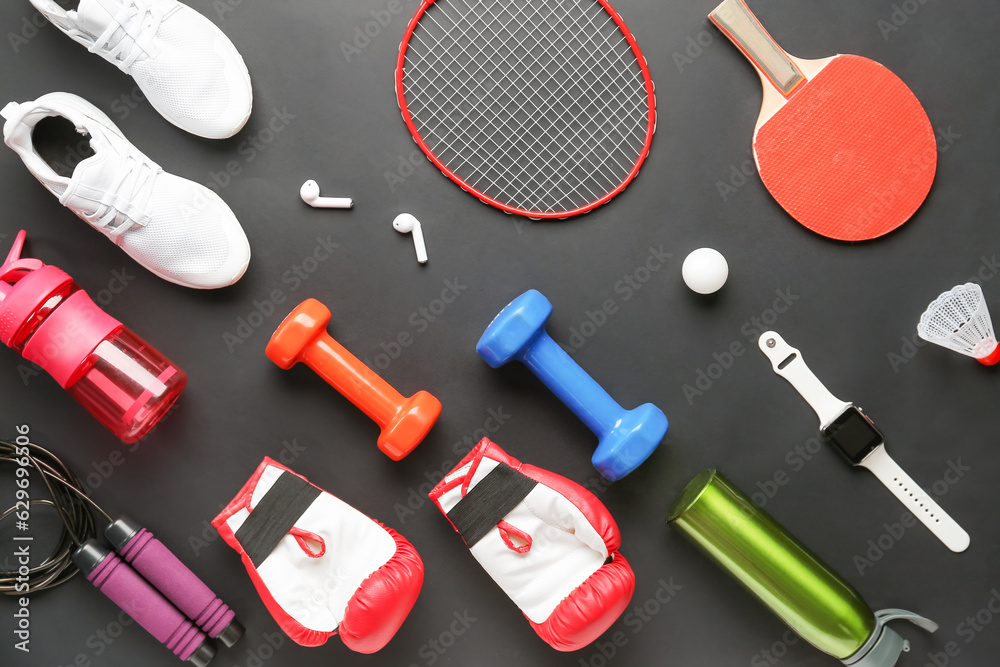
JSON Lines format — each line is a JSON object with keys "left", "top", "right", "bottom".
{"left": 823, "top": 406, "right": 884, "bottom": 464}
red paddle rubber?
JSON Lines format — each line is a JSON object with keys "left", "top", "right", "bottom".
{"left": 755, "top": 55, "right": 936, "bottom": 241}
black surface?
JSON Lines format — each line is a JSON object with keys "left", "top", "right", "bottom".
{"left": 2, "top": 1, "right": 1000, "bottom": 666}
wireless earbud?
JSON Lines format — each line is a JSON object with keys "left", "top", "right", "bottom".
{"left": 393, "top": 213, "right": 428, "bottom": 264}
{"left": 300, "top": 180, "right": 353, "bottom": 209}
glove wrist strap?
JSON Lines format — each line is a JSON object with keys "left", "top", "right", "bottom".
{"left": 235, "top": 471, "right": 321, "bottom": 566}
{"left": 447, "top": 463, "right": 537, "bottom": 547}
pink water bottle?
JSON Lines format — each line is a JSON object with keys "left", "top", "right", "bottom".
{"left": 0, "top": 230, "right": 185, "bottom": 442}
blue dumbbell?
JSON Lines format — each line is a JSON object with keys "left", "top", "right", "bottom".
{"left": 477, "top": 289, "right": 668, "bottom": 481}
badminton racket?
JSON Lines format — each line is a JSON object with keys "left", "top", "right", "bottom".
{"left": 395, "top": 0, "right": 656, "bottom": 219}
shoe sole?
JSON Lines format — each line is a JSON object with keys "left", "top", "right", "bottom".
{"left": 142, "top": 244, "right": 251, "bottom": 290}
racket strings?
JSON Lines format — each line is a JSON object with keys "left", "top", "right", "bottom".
{"left": 415, "top": 1, "right": 635, "bottom": 161}
{"left": 409, "top": 10, "right": 636, "bottom": 208}
{"left": 401, "top": 0, "right": 651, "bottom": 215}
{"left": 408, "top": 0, "right": 642, "bottom": 205}
{"left": 411, "top": 6, "right": 622, "bottom": 184}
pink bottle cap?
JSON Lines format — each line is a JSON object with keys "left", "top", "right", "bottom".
{"left": 0, "top": 230, "right": 67, "bottom": 346}
{"left": 0, "top": 230, "right": 120, "bottom": 387}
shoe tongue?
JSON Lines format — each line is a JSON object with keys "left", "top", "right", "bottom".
{"left": 75, "top": 0, "right": 128, "bottom": 41}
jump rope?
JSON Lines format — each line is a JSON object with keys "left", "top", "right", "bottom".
{"left": 0, "top": 439, "right": 242, "bottom": 665}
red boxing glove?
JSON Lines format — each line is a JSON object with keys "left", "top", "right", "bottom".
{"left": 213, "top": 457, "right": 423, "bottom": 652}
{"left": 429, "top": 438, "right": 634, "bottom": 651}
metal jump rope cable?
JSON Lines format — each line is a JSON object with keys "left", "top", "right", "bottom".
{"left": 0, "top": 439, "right": 110, "bottom": 594}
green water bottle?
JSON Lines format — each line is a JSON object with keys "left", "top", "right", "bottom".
{"left": 667, "top": 469, "right": 937, "bottom": 666}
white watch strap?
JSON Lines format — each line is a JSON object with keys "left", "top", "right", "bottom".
{"left": 758, "top": 331, "right": 851, "bottom": 428}
{"left": 860, "top": 446, "right": 970, "bottom": 553}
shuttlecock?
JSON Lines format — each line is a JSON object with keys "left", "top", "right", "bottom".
{"left": 917, "top": 283, "right": 1000, "bottom": 365}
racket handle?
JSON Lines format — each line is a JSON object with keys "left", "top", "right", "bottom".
{"left": 709, "top": 0, "right": 804, "bottom": 96}
{"left": 106, "top": 516, "right": 244, "bottom": 647}
{"left": 73, "top": 540, "right": 216, "bottom": 666}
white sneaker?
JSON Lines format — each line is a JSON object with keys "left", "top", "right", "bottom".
{"left": 2, "top": 92, "right": 251, "bottom": 289}
{"left": 30, "top": 0, "right": 252, "bottom": 139}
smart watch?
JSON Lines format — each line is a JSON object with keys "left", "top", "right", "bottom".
{"left": 758, "top": 331, "right": 970, "bottom": 553}
{"left": 824, "top": 407, "right": 884, "bottom": 465}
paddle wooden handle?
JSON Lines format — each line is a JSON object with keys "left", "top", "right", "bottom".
{"left": 709, "top": 0, "right": 805, "bottom": 97}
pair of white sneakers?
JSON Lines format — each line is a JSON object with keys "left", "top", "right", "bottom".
{"left": 3, "top": 0, "right": 255, "bottom": 289}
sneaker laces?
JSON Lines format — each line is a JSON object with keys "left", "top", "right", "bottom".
{"left": 60, "top": 142, "right": 161, "bottom": 239}
{"left": 88, "top": 0, "right": 168, "bottom": 70}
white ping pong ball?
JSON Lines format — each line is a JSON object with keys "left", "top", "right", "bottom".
{"left": 682, "top": 248, "right": 729, "bottom": 294}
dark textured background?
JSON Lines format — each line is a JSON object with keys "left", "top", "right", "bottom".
{"left": 2, "top": 1, "right": 1000, "bottom": 665}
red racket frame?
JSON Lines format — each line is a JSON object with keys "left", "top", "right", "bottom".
{"left": 395, "top": 0, "right": 657, "bottom": 219}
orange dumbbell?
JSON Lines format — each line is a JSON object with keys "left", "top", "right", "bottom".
{"left": 266, "top": 298, "right": 441, "bottom": 460}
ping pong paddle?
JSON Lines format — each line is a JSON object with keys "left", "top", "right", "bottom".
{"left": 709, "top": 0, "right": 936, "bottom": 241}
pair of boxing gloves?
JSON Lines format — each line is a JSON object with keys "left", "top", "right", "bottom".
{"left": 212, "top": 439, "right": 635, "bottom": 652}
